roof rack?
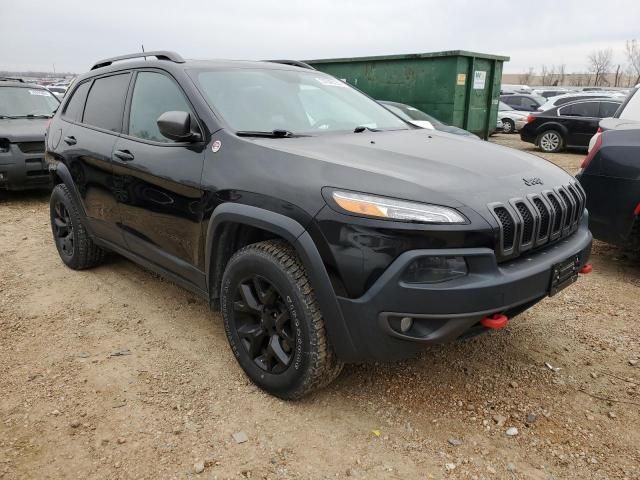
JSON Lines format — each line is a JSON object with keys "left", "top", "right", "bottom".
{"left": 91, "top": 51, "right": 185, "bottom": 70}
{"left": 265, "top": 60, "right": 316, "bottom": 70}
{"left": 0, "top": 76, "right": 25, "bottom": 83}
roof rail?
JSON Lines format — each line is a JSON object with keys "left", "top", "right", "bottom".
{"left": 91, "top": 51, "right": 185, "bottom": 70}
{"left": 0, "top": 76, "right": 25, "bottom": 83}
{"left": 265, "top": 60, "right": 316, "bottom": 71}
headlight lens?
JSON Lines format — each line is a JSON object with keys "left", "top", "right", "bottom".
{"left": 402, "top": 256, "right": 468, "bottom": 283}
{"left": 331, "top": 190, "right": 466, "bottom": 223}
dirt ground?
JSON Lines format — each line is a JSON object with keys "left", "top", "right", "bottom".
{"left": 1, "top": 134, "right": 639, "bottom": 480}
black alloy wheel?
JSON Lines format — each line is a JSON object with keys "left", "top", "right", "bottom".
{"left": 232, "top": 275, "right": 297, "bottom": 374}
{"left": 52, "top": 200, "right": 74, "bottom": 257}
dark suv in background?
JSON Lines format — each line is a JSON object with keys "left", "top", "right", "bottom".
{"left": 1, "top": 77, "right": 59, "bottom": 190}
{"left": 45, "top": 51, "right": 592, "bottom": 399}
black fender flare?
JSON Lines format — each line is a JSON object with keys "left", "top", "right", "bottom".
{"left": 49, "top": 161, "right": 93, "bottom": 235}
{"left": 204, "top": 202, "right": 357, "bottom": 360}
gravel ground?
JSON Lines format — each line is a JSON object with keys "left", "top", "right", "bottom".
{"left": 1, "top": 134, "right": 639, "bottom": 479}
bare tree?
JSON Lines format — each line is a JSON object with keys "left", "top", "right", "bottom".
{"left": 587, "top": 48, "right": 613, "bottom": 86}
{"left": 519, "top": 67, "right": 535, "bottom": 85}
{"left": 626, "top": 39, "right": 640, "bottom": 85}
{"left": 558, "top": 64, "right": 566, "bottom": 86}
{"left": 540, "top": 64, "right": 550, "bottom": 86}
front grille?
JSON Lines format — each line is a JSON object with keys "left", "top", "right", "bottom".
{"left": 18, "top": 142, "right": 45, "bottom": 154}
{"left": 515, "top": 202, "right": 534, "bottom": 244}
{"left": 490, "top": 181, "right": 584, "bottom": 261}
{"left": 494, "top": 206, "right": 515, "bottom": 250}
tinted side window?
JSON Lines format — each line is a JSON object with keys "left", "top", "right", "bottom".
{"left": 599, "top": 102, "right": 621, "bottom": 118}
{"left": 82, "top": 73, "right": 131, "bottom": 132}
{"left": 128, "top": 72, "right": 193, "bottom": 143}
{"left": 560, "top": 102, "right": 599, "bottom": 117}
{"left": 62, "top": 81, "right": 90, "bottom": 122}
{"left": 504, "top": 96, "right": 518, "bottom": 105}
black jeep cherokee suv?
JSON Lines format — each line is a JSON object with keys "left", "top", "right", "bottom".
{"left": 45, "top": 51, "right": 592, "bottom": 399}
{"left": 1, "top": 77, "right": 59, "bottom": 190}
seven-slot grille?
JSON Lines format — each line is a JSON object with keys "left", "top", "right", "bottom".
{"left": 489, "top": 181, "right": 586, "bottom": 261}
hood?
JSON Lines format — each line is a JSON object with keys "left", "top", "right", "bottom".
{"left": 0, "top": 118, "right": 49, "bottom": 142}
{"left": 250, "top": 128, "right": 573, "bottom": 216}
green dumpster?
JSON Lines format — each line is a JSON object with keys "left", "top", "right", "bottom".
{"left": 306, "top": 50, "right": 509, "bottom": 140}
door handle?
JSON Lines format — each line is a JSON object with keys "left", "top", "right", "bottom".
{"left": 63, "top": 136, "right": 77, "bottom": 145}
{"left": 113, "top": 149, "right": 135, "bottom": 161}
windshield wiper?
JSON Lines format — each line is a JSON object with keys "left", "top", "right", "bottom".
{"left": 8, "top": 114, "right": 53, "bottom": 119}
{"left": 354, "top": 125, "right": 381, "bottom": 133}
{"left": 236, "top": 129, "right": 298, "bottom": 138}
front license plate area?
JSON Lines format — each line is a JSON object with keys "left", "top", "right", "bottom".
{"left": 549, "top": 255, "right": 580, "bottom": 296}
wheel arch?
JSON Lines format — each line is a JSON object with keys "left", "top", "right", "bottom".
{"left": 48, "top": 160, "right": 92, "bottom": 234}
{"left": 205, "top": 203, "right": 357, "bottom": 360}
{"left": 535, "top": 122, "right": 568, "bottom": 139}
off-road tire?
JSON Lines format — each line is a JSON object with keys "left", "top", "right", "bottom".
{"left": 220, "top": 239, "right": 343, "bottom": 399}
{"left": 50, "top": 183, "right": 106, "bottom": 269}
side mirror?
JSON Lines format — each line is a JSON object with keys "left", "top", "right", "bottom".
{"left": 157, "top": 111, "right": 201, "bottom": 142}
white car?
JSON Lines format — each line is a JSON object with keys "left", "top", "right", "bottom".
{"left": 497, "top": 101, "right": 529, "bottom": 133}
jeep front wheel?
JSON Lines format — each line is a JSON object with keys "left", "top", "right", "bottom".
{"left": 220, "top": 240, "right": 343, "bottom": 399}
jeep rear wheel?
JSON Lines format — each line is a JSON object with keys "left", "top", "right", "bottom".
{"left": 50, "top": 184, "right": 106, "bottom": 269}
{"left": 220, "top": 240, "right": 343, "bottom": 399}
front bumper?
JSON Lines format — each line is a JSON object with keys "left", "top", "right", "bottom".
{"left": 337, "top": 220, "right": 592, "bottom": 362}
{"left": 515, "top": 119, "right": 527, "bottom": 131}
{"left": 0, "top": 144, "right": 51, "bottom": 190}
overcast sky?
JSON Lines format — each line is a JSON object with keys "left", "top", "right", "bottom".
{"left": 1, "top": 0, "right": 638, "bottom": 74}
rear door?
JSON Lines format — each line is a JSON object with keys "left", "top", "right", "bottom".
{"left": 56, "top": 72, "right": 131, "bottom": 245}
{"left": 557, "top": 101, "right": 600, "bottom": 147}
{"left": 111, "top": 69, "right": 206, "bottom": 288}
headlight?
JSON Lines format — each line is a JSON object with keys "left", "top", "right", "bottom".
{"left": 331, "top": 190, "right": 466, "bottom": 223}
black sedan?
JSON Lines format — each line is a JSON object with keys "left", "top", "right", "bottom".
{"left": 520, "top": 98, "right": 622, "bottom": 153}
{"left": 577, "top": 126, "right": 640, "bottom": 250}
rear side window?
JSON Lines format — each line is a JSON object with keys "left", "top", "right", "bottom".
{"left": 599, "top": 101, "right": 621, "bottom": 118}
{"left": 559, "top": 102, "right": 599, "bottom": 117}
{"left": 128, "top": 71, "right": 193, "bottom": 143}
{"left": 82, "top": 73, "right": 131, "bottom": 132}
{"left": 62, "top": 81, "right": 90, "bottom": 122}
{"left": 619, "top": 89, "right": 640, "bottom": 121}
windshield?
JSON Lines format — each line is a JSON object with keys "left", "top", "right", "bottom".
{"left": 499, "top": 101, "right": 513, "bottom": 111}
{"left": 0, "top": 86, "right": 59, "bottom": 117}
{"left": 193, "top": 69, "right": 408, "bottom": 134}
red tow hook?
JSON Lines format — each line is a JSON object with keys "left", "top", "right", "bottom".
{"left": 579, "top": 263, "right": 593, "bottom": 274}
{"left": 480, "top": 313, "right": 509, "bottom": 330}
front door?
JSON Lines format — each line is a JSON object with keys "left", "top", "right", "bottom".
{"left": 111, "top": 70, "right": 206, "bottom": 288}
